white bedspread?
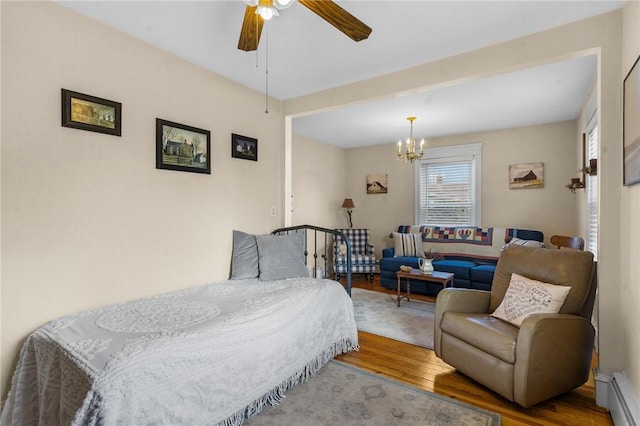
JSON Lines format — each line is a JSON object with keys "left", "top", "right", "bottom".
{"left": 1, "top": 277, "right": 358, "bottom": 425}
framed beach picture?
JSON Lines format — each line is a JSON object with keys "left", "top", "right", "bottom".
{"left": 624, "top": 55, "right": 640, "bottom": 186}
{"left": 509, "top": 162, "right": 544, "bottom": 189}
{"left": 231, "top": 133, "right": 258, "bottom": 161}
{"left": 367, "top": 174, "right": 388, "bottom": 194}
{"left": 61, "top": 89, "right": 122, "bottom": 136}
{"left": 156, "top": 118, "right": 211, "bottom": 174}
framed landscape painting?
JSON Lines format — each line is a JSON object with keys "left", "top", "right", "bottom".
{"left": 367, "top": 174, "right": 388, "bottom": 194}
{"left": 509, "top": 162, "right": 544, "bottom": 189}
{"left": 624, "top": 55, "right": 640, "bottom": 186}
{"left": 156, "top": 119, "right": 211, "bottom": 174}
{"left": 61, "top": 89, "right": 121, "bottom": 136}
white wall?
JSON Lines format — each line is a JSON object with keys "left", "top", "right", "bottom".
{"left": 429, "top": 121, "right": 578, "bottom": 242}
{"left": 289, "top": 135, "right": 346, "bottom": 274}
{"left": 621, "top": 0, "right": 640, "bottom": 403}
{"left": 291, "top": 135, "right": 346, "bottom": 229}
{"left": 343, "top": 121, "right": 578, "bottom": 255}
{"left": 343, "top": 144, "right": 416, "bottom": 253}
{"left": 1, "top": 2, "right": 285, "bottom": 397}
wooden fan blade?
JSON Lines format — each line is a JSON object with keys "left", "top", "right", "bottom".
{"left": 299, "top": 0, "right": 371, "bottom": 42}
{"left": 238, "top": 5, "right": 264, "bottom": 51}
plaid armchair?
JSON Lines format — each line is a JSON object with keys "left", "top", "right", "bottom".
{"left": 334, "top": 228, "right": 376, "bottom": 282}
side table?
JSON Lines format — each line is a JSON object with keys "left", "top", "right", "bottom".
{"left": 396, "top": 269, "right": 455, "bottom": 307}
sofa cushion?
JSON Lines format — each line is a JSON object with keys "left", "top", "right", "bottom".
{"left": 380, "top": 256, "right": 419, "bottom": 271}
{"left": 441, "top": 312, "right": 518, "bottom": 364}
{"left": 470, "top": 264, "right": 496, "bottom": 284}
{"left": 432, "top": 259, "right": 475, "bottom": 280}
{"left": 335, "top": 254, "right": 376, "bottom": 266}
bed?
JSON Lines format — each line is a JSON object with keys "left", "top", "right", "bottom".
{"left": 1, "top": 225, "right": 358, "bottom": 426}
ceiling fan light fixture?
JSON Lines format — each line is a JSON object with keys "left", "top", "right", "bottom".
{"left": 273, "top": 0, "right": 296, "bottom": 10}
{"left": 238, "top": 0, "right": 371, "bottom": 52}
{"left": 256, "top": 0, "right": 279, "bottom": 20}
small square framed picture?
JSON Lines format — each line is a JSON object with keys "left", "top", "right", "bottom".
{"left": 231, "top": 133, "right": 258, "bottom": 161}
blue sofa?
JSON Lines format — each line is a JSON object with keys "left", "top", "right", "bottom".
{"left": 380, "top": 226, "right": 544, "bottom": 296}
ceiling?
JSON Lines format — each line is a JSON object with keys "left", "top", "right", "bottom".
{"left": 59, "top": 1, "right": 624, "bottom": 148}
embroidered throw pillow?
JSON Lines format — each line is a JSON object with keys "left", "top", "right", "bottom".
{"left": 491, "top": 273, "right": 571, "bottom": 327}
{"left": 392, "top": 232, "right": 424, "bottom": 257}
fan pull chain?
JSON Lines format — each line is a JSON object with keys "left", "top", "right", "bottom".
{"left": 264, "top": 23, "right": 269, "bottom": 114}
{"left": 255, "top": 14, "right": 259, "bottom": 69}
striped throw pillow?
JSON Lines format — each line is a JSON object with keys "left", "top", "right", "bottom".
{"left": 392, "top": 232, "right": 424, "bottom": 257}
{"left": 506, "top": 237, "right": 544, "bottom": 248}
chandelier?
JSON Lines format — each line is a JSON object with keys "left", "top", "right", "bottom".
{"left": 244, "top": 0, "right": 296, "bottom": 20}
{"left": 396, "top": 116, "right": 425, "bottom": 163}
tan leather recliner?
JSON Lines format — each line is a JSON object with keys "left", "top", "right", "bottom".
{"left": 434, "top": 245, "right": 596, "bottom": 408}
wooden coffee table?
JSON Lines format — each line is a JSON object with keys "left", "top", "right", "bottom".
{"left": 396, "top": 269, "right": 455, "bottom": 306}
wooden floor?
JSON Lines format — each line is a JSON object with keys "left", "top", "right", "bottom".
{"left": 335, "top": 275, "right": 613, "bottom": 426}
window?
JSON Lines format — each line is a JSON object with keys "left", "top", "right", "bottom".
{"left": 415, "top": 143, "right": 482, "bottom": 226}
{"left": 585, "top": 120, "right": 598, "bottom": 259}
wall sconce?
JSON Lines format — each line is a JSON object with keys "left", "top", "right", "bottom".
{"left": 580, "top": 158, "right": 598, "bottom": 176}
{"left": 566, "top": 134, "right": 597, "bottom": 193}
{"left": 566, "top": 177, "right": 585, "bottom": 193}
{"left": 342, "top": 198, "right": 355, "bottom": 228}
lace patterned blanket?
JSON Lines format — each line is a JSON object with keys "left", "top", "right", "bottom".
{"left": 1, "top": 278, "right": 358, "bottom": 425}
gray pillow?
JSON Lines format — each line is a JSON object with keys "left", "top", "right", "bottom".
{"left": 256, "top": 233, "right": 309, "bottom": 281}
{"left": 231, "top": 230, "right": 259, "bottom": 279}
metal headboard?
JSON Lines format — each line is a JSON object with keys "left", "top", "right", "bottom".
{"left": 271, "top": 224, "right": 352, "bottom": 296}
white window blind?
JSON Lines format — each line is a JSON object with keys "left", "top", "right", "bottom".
{"left": 415, "top": 143, "right": 482, "bottom": 226}
{"left": 586, "top": 124, "right": 598, "bottom": 259}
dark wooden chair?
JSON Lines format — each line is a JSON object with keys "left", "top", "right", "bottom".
{"left": 550, "top": 235, "right": 585, "bottom": 250}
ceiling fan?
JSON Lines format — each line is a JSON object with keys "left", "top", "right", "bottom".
{"left": 238, "top": 0, "right": 372, "bottom": 51}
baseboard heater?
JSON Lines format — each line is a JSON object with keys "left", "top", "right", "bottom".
{"left": 608, "top": 372, "right": 639, "bottom": 426}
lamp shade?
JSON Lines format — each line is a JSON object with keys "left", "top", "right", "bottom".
{"left": 342, "top": 198, "right": 355, "bottom": 209}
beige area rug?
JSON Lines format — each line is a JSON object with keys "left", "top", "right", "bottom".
{"left": 351, "top": 288, "right": 435, "bottom": 349}
{"left": 245, "top": 361, "right": 500, "bottom": 425}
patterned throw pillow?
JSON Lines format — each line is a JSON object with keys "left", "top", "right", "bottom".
{"left": 491, "top": 273, "right": 571, "bottom": 327}
{"left": 505, "top": 237, "right": 545, "bottom": 248}
{"left": 392, "top": 232, "right": 424, "bottom": 257}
